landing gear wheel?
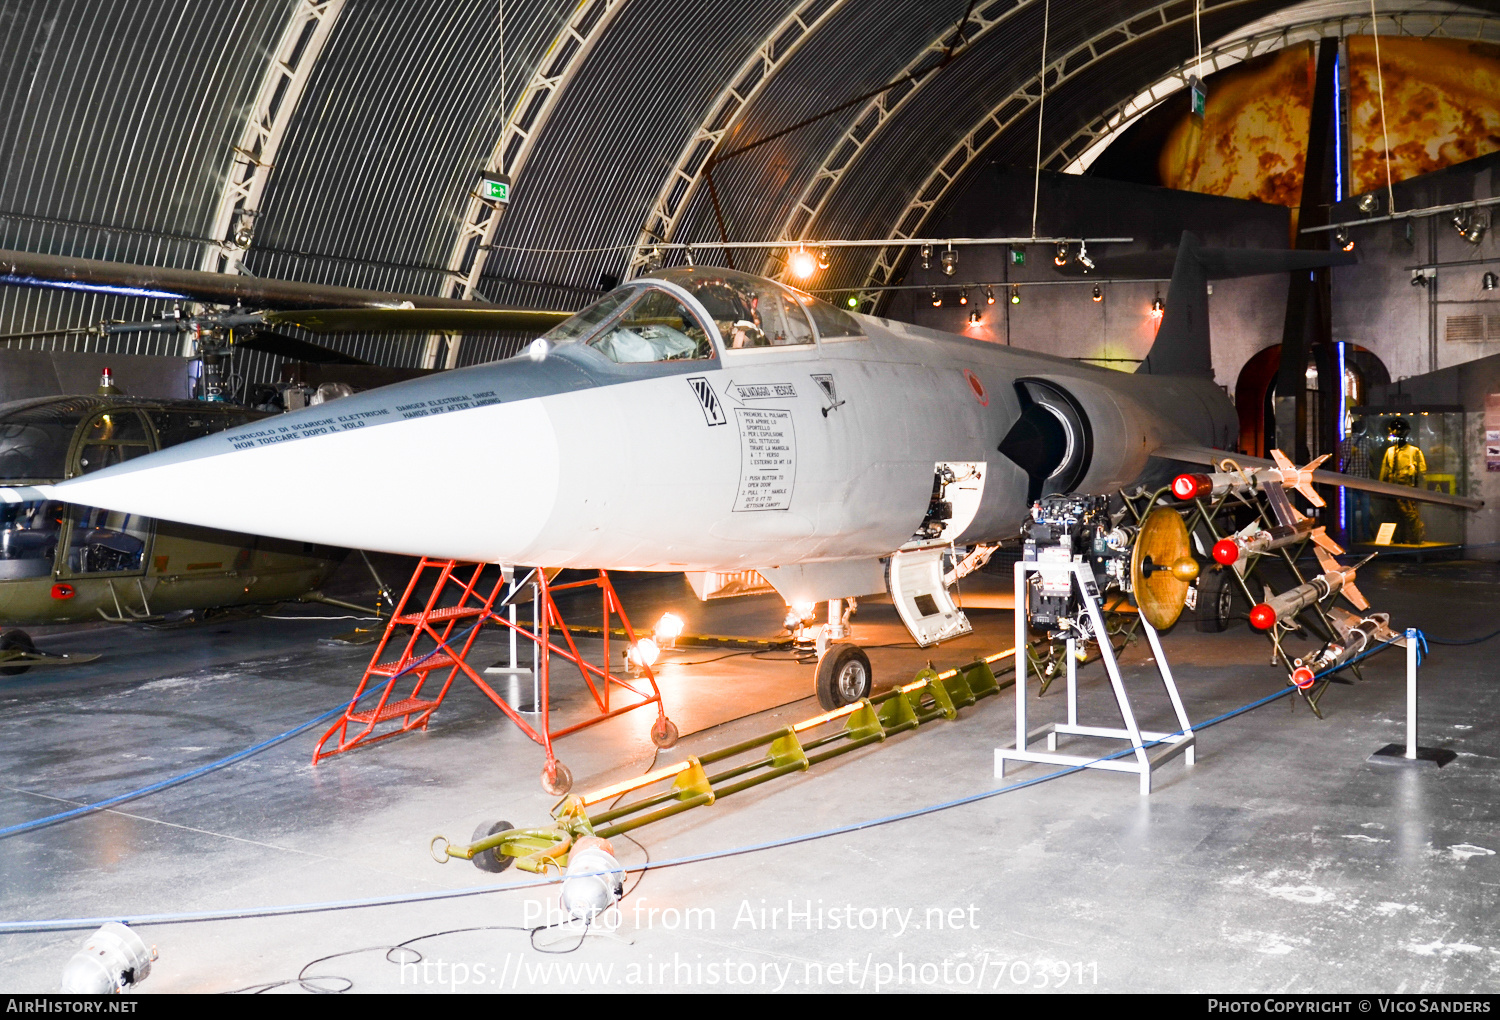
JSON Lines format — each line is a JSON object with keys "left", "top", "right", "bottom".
{"left": 650, "top": 716, "right": 679, "bottom": 748}
{"left": 541, "top": 761, "right": 573, "bottom": 796}
{"left": 1194, "top": 570, "right": 1233, "bottom": 633}
{"left": 470, "top": 819, "right": 516, "bottom": 873}
{"left": 0, "top": 630, "right": 35, "bottom": 676}
{"left": 815, "top": 643, "right": 872, "bottom": 710}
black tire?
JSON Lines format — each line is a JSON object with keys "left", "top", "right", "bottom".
{"left": 1194, "top": 570, "right": 1233, "bottom": 633}
{"left": 815, "top": 643, "right": 872, "bottom": 710}
{"left": 470, "top": 819, "right": 516, "bottom": 873}
{"left": 0, "top": 630, "right": 35, "bottom": 676}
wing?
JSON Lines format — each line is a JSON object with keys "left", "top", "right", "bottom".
{"left": 1153, "top": 443, "right": 1483, "bottom": 511}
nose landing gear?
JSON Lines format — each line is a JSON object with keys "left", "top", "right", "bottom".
{"left": 815, "top": 642, "right": 872, "bottom": 710}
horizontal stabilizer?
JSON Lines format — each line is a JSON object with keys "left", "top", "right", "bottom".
{"left": 1152, "top": 443, "right": 1484, "bottom": 511}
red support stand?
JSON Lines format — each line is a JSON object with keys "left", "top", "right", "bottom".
{"left": 313, "top": 559, "right": 676, "bottom": 794}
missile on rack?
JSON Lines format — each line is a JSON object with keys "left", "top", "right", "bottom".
{"left": 1209, "top": 520, "right": 1344, "bottom": 567}
{"left": 1172, "top": 450, "right": 1330, "bottom": 506}
{"left": 1286, "top": 608, "right": 1404, "bottom": 687}
{"left": 1249, "top": 549, "right": 1374, "bottom": 630}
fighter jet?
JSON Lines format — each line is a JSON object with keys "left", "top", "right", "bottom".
{"left": 1, "top": 234, "right": 1479, "bottom": 708}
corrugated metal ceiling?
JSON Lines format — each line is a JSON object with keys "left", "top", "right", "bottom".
{"left": 3, "top": 0, "right": 1495, "bottom": 373}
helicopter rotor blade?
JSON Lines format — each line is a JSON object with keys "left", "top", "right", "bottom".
{"left": 259, "top": 307, "right": 572, "bottom": 334}
{"left": 233, "top": 330, "right": 373, "bottom": 365}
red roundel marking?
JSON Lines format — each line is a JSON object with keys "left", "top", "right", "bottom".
{"left": 1212, "top": 539, "right": 1240, "bottom": 566}
{"left": 1291, "top": 666, "right": 1316, "bottom": 690}
{"left": 51, "top": 583, "right": 75, "bottom": 600}
{"left": 963, "top": 369, "right": 988, "bottom": 406}
{"left": 1249, "top": 603, "right": 1277, "bottom": 630}
{"left": 1172, "top": 473, "right": 1211, "bottom": 500}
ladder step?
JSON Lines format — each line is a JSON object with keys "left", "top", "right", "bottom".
{"left": 348, "top": 697, "right": 440, "bottom": 725}
{"left": 368, "top": 653, "right": 459, "bottom": 676}
{"left": 393, "top": 605, "right": 490, "bottom": 625}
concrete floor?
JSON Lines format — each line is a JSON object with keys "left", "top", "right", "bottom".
{"left": 0, "top": 557, "right": 1496, "bottom": 993}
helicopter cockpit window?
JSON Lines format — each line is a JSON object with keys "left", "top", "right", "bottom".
{"left": 584, "top": 289, "right": 714, "bottom": 363}
{"left": 65, "top": 505, "right": 149, "bottom": 575}
{"left": 672, "top": 273, "right": 814, "bottom": 350}
{"left": 0, "top": 422, "right": 74, "bottom": 481}
{"left": 75, "top": 411, "right": 154, "bottom": 476}
{"left": 0, "top": 500, "right": 64, "bottom": 579}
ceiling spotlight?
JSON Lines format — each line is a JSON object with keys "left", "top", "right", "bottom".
{"left": 931, "top": 290, "right": 942, "bottom": 307}
{"left": 1411, "top": 269, "right": 1428, "bottom": 288}
{"left": 941, "top": 248, "right": 957, "bottom": 276}
{"left": 1452, "top": 212, "right": 1471, "bottom": 238}
{"left": 1465, "top": 217, "right": 1488, "bottom": 245}
{"left": 1483, "top": 271, "right": 1497, "bottom": 291}
{"left": 968, "top": 309, "right": 982, "bottom": 324}
{"left": 1151, "top": 296, "right": 1165, "bottom": 319}
{"left": 1010, "top": 285, "right": 1021, "bottom": 305}
{"left": 920, "top": 244, "right": 932, "bottom": 270}
{"left": 1077, "top": 241, "right": 1095, "bottom": 272}
{"left": 789, "top": 246, "right": 817, "bottom": 279}
{"left": 985, "top": 285, "right": 995, "bottom": 305}
{"left": 959, "top": 288, "right": 969, "bottom": 306}
{"left": 817, "top": 246, "right": 831, "bottom": 270}
{"left": 1054, "top": 241, "right": 1069, "bottom": 267}
{"left": 1334, "top": 226, "right": 1353, "bottom": 252}
{"left": 1357, "top": 193, "right": 1379, "bottom": 214}
{"left": 1091, "top": 284, "right": 1103, "bottom": 303}
{"left": 846, "top": 294, "right": 860, "bottom": 308}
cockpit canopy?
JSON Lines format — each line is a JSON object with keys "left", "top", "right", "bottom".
{"left": 534, "top": 266, "right": 865, "bottom": 365}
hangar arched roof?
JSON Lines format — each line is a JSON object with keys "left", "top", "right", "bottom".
{"left": 3, "top": 0, "right": 1499, "bottom": 364}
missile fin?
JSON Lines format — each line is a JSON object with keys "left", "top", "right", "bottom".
{"left": 1314, "top": 546, "right": 1339, "bottom": 575}
{"left": 1310, "top": 527, "right": 1344, "bottom": 555}
{"left": 1296, "top": 454, "right": 1330, "bottom": 507}
{"left": 1342, "top": 580, "right": 1370, "bottom": 611}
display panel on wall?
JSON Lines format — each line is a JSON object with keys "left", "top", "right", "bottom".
{"left": 1090, "top": 36, "right": 1500, "bottom": 209}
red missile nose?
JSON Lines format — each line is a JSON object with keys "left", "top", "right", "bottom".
{"left": 1291, "top": 666, "right": 1316, "bottom": 689}
{"left": 1211, "top": 539, "right": 1239, "bottom": 565}
{"left": 1172, "top": 473, "right": 1212, "bottom": 500}
{"left": 1249, "top": 603, "right": 1277, "bottom": 630}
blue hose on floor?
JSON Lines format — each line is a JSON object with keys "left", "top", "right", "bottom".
{"left": 0, "top": 618, "right": 486, "bottom": 841}
{"left": 0, "top": 637, "right": 1405, "bottom": 934}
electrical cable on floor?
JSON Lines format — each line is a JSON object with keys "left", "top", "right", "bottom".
{"left": 1416, "top": 626, "right": 1500, "bottom": 646}
{"left": 0, "top": 616, "right": 489, "bottom": 841}
{"left": 260, "top": 614, "right": 382, "bottom": 622}
{"left": 223, "top": 920, "right": 592, "bottom": 993}
{"left": 0, "top": 634, "right": 1405, "bottom": 936}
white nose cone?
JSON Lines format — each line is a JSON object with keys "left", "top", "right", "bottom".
{"left": 51, "top": 398, "right": 561, "bottom": 563}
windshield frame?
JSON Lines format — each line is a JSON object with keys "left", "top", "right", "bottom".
{"left": 540, "top": 280, "right": 727, "bottom": 363}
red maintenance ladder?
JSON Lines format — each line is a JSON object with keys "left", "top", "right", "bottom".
{"left": 312, "top": 558, "right": 677, "bottom": 794}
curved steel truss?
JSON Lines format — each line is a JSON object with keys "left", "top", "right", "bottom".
{"left": 764, "top": 0, "right": 1044, "bottom": 277}
{"left": 443, "top": 0, "right": 629, "bottom": 304}
{"left": 202, "top": 0, "right": 346, "bottom": 275}
{"left": 626, "top": 0, "right": 854, "bottom": 278}
{"left": 862, "top": 4, "right": 1500, "bottom": 290}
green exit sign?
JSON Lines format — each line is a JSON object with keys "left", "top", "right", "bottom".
{"left": 479, "top": 173, "right": 511, "bottom": 204}
{"left": 1009, "top": 246, "right": 1025, "bottom": 266}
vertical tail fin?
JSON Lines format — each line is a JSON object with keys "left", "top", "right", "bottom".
{"left": 1139, "top": 231, "right": 1214, "bottom": 378}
